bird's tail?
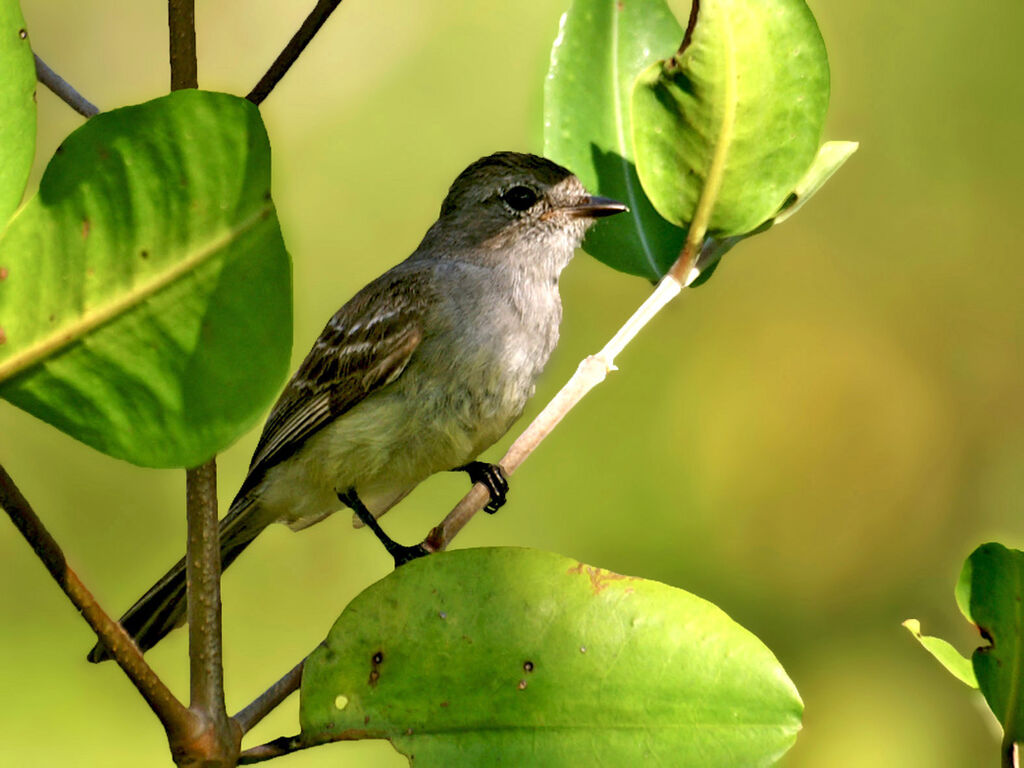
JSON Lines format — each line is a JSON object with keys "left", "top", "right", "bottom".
{"left": 86, "top": 496, "right": 266, "bottom": 663}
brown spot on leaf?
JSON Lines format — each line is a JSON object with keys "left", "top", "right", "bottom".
{"left": 517, "top": 679, "right": 528, "bottom": 690}
{"left": 368, "top": 649, "right": 383, "bottom": 686}
{"left": 81, "top": 218, "right": 90, "bottom": 239}
{"left": 440, "top": 701, "right": 449, "bottom": 708}
{"left": 567, "top": 562, "right": 639, "bottom": 594}
{"left": 523, "top": 661, "right": 534, "bottom": 673}
{"left": 140, "top": 250, "right": 149, "bottom": 259}
{"left": 18, "top": 28, "right": 27, "bottom": 39}
{"left": 0, "top": 267, "right": 7, "bottom": 280}
{"left": 0, "top": 327, "right": 6, "bottom": 344}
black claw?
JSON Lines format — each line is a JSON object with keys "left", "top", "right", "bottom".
{"left": 338, "top": 489, "right": 429, "bottom": 568}
{"left": 455, "top": 461, "right": 509, "bottom": 514}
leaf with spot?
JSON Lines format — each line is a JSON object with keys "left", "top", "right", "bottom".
{"left": 0, "top": 0, "right": 36, "bottom": 225}
{"left": 631, "top": 0, "right": 831, "bottom": 237}
{"left": 0, "top": 90, "right": 292, "bottom": 468}
{"left": 544, "top": 0, "right": 687, "bottom": 280}
{"left": 301, "top": 547, "right": 803, "bottom": 767}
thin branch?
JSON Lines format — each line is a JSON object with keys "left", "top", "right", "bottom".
{"left": 233, "top": 658, "right": 306, "bottom": 734}
{"left": 424, "top": 243, "right": 705, "bottom": 552}
{"left": 0, "top": 462, "right": 192, "bottom": 737}
{"left": 184, "top": 459, "right": 238, "bottom": 758}
{"left": 168, "top": 0, "right": 198, "bottom": 90}
{"left": 239, "top": 730, "right": 372, "bottom": 764}
{"left": 33, "top": 55, "right": 99, "bottom": 118}
{"left": 246, "top": 0, "right": 344, "bottom": 106}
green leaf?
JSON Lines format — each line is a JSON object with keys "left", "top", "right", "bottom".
{"left": 0, "top": 90, "right": 292, "bottom": 468}
{"left": 902, "top": 619, "right": 978, "bottom": 688}
{"left": 631, "top": 0, "right": 830, "bottom": 237}
{"left": 0, "top": 0, "right": 36, "bottom": 225}
{"left": 958, "top": 543, "right": 1024, "bottom": 740}
{"left": 544, "top": 0, "right": 687, "bottom": 280}
{"left": 301, "top": 548, "right": 802, "bottom": 767}
{"left": 773, "top": 141, "right": 859, "bottom": 225}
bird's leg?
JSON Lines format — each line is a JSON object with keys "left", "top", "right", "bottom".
{"left": 337, "top": 489, "right": 428, "bottom": 567}
{"left": 454, "top": 461, "right": 509, "bottom": 514}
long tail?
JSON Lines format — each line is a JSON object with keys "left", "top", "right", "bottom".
{"left": 86, "top": 497, "right": 266, "bottom": 663}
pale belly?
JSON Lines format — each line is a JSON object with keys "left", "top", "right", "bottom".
{"left": 254, "top": 370, "right": 525, "bottom": 531}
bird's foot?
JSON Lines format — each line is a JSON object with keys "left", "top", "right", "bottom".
{"left": 455, "top": 461, "right": 509, "bottom": 514}
{"left": 338, "top": 489, "right": 429, "bottom": 568}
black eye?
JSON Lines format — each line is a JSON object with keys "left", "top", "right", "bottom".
{"left": 502, "top": 185, "right": 538, "bottom": 211}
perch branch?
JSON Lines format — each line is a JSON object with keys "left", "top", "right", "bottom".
{"left": 246, "top": 0, "right": 344, "bottom": 105}
{"left": 423, "top": 244, "right": 703, "bottom": 552}
{"left": 0, "top": 462, "right": 192, "bottom": 737}
{"left": 33, "top": 55, "right": 99, "bottom": 117}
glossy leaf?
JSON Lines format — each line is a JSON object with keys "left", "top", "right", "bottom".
{"left": 0, "top": 0, "right": 36, "bottom": 225}
{"left": 0, "top": 90, "right": 292, "bottom": 468}
{"left": 958, "top": 543, "right": 1024, "bottom": 739}
{"left": 901, "top": 619, "right": 978, "bottom": 688}
{"left": 301, "top": 547, "right": 802, "bottom": 767}
{"left": 544, "top": 0, "right": 687, "bottom": 280}
{"left": 632, "top": 0, "right": 830, "bottom": 237}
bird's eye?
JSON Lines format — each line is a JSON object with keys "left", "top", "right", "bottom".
{"left": 502, "top": 185, "right": 539, "bottom": 211}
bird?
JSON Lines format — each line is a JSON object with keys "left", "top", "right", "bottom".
{"left": 87, "top": 151, "right": 626, "bottom": 662}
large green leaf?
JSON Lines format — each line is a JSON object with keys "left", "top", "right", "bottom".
{"left": 632, "top": 0, "right": 830, "bottom": 237}
{"left": 957, "top": 543, "right": 1024, "bottom": 742}
{"left": 301, "top": 548, "right": 802, "bottom": 767}
{"left": 0, "top": 0, "right": 36, "bottom": 225}
{"left": 544, "top": 0, "right": 687, "bottom": 280}
{"left": 0, "top": 90, "right": 292, "bottom": 468}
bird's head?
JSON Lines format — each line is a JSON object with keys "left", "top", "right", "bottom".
{"left": 423, "top": 152, "right": 626, "bottom": 270}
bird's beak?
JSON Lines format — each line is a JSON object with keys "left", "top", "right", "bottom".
{"left": 564, "top": 195, "right": 629, "bottom": 219}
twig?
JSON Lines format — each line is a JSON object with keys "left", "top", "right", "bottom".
{"left": 238, "top": 730, "right": 372, "bottom": 764}
{"left": 0, "top": 463, "right": 193, "bottom": 738}
{"left": 246, "top": 0, "right": 344, "bottom": 106}
{"left": 233, "top": 658, "right": 307, "bottom": 734}
{"left": 424, "top": 245, "right": 703, "bottom": 552}
{"left": 184, "top": 462, "right": 232, "bottom": 734}
{"left": 168, "top": 0, "right": 198, "bottom": 90}
{"left": 33, "top": 55, "right": 99, "bottom": 118}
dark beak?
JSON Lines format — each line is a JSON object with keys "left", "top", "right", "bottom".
{"left": 565, "top": 195, "right": 629, "bottom": 219}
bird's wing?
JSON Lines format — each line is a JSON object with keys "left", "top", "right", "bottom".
{"left": 234, "top": 266, "right": 433, "bottom": 501}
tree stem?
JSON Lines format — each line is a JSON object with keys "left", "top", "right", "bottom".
{"left": 33, "top": 55, "right": 99, "bottom": 117}
{"left": 246, "top": 0, "right": 344, "bottom": 105}
{"left": 0, "top": 463, "right": 193, "bottom": 738}
{"left": 168, "top": 0, "right": 198, "bottom": 90}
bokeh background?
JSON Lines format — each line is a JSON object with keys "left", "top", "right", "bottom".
{"left": 2, "top": 0, "right": 1022, "bottom": 765}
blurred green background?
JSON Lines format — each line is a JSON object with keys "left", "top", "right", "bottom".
{"left": 2, "top": 0, "right": 1022, "bottom": 765}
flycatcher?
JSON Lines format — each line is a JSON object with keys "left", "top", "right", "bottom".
{"left": 88, "top": 151, "right": 626, "bottom": 662}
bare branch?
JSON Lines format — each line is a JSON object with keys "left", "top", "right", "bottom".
{"left": 233, "top": 658, "right": 306, "bottom": 734}
{"left": 246, "top": 0, "right": 344, "bottom": 106}
{"left": 33, "top": 55, "right": 99, "bottom": 118}
{"left": 238, "top": 730, "right": 371, "bottom": 764}
{"left": 0, "top": 462, "right": 192, "bottom": 737}
{"left": 168, "top": 0, "right": 198, "bottom": 90}
{"left": 184, "top": 459, "right": 239, "bottom": 759}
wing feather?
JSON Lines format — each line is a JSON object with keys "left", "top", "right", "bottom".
{"left": 233, "top": 265, "right": 433, "bottom": 502}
